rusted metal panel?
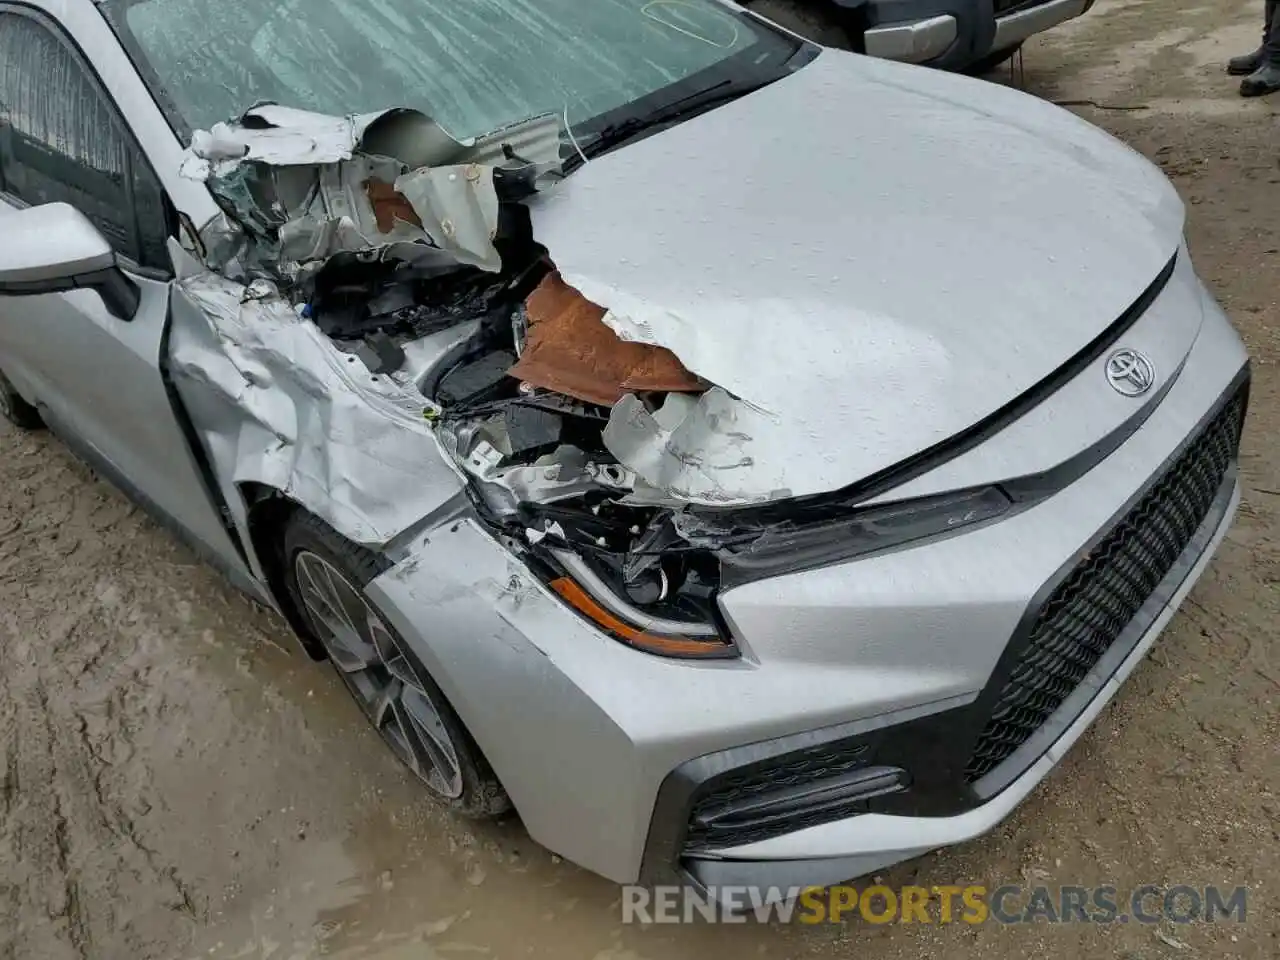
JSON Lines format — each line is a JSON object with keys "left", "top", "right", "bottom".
{"left": 509, "top": 272, "right": 704, "bottom": 407}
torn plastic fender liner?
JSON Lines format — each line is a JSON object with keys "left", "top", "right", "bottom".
{"left": 167, "top": 271, "right": 467, "bottom": 546}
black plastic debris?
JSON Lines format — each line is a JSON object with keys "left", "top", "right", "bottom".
{"left": 436, "top": 351, "right": 516, "bottom": 406}
{"left": 355, "top": 331, "right": 407, "bottom": 375}
{"left": 501, "top": 406, "right": 562, "bottom": 458}
{"left": 308, "top": 254, "right": 519, "bottom": 341}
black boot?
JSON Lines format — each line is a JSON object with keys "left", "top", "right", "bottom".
{"left": 1240, "top": 62, "right": 1280, "bottom": 97}
{"left": 1227, "top": 49, "right": 1263, "bottom": 75}
{"left": 1238, "top": 1, "right": 1280, "bottom": 78}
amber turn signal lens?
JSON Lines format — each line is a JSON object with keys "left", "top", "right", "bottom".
{"left": 548, "top": 577, "right": 733, "bottom": 658}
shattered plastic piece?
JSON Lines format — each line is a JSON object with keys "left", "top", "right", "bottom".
{"left": 366, "top": 283, "right": 417, "bottom": 318}
{"left": 436, "top": 351, "right": 517, "bottom": 407}
{"left": 496, "top": 407, "right": 562, "bottom": 458}
{"left": 603, "top": 390, "right": 792, "bottom": 505}
{"left": 508, "top": 273, "right": 703, "bottom": 406}
{"left": 308, "top": 257, "right": 509, "bottom": 340}
{"left": 187, "top": 125, "right": 249, "bottom": 170}
{"left": 465, "top": 407, "right": 562, "bottom": 463}
{"left": 355, "top": 332, "right": 407, "bottom": 375}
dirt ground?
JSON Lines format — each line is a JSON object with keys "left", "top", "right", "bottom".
{"left": 1, "top": 1, "right": 1277, "bottom": 958}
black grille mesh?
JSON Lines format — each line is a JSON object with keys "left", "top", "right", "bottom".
{"left": 684, "top": 742, "right": 870, "bottom": 850}
{"left": 965, "top": 390, "right": 1245, "bottom": 782}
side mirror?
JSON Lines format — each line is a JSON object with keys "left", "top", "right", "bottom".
{"left": 0, "top": 202, "right": 140, "bottom": 320}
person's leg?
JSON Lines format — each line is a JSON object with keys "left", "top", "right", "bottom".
{"left": 1265, "top": 0, "right": 1280, "bottom": 62}
{"left": 1228, "top": 0, "right": 1276, "bottom": 75}
{"left": 1240, "top": 1, "right": 1280, "bottom": 96}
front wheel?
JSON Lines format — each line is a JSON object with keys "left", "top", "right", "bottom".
{"left": 281, "top": 510, "right": 510, "bottom": 817}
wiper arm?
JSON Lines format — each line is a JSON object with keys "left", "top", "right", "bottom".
{"left": 584, "top": 76, "right": 775, "bottom": 159}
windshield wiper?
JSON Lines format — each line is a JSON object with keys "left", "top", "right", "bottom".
{"left": 581, "top": 76, "right": 779, "bottom": 160}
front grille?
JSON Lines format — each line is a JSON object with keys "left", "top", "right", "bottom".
{"left": 964, "top": 388, "right": 1246, "bottom": 782}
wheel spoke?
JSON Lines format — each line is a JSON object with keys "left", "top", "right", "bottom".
{"left": 370, "top": 619, "right": 418, "bottom": 688}
{"left": 321, "top": 562, "right": 373, "bottom": 645}
{"left": 296, "top": 554, "right": 377, "bottom": 672}
{"left": 389, "top": 698, "right": 426, "bottom": 779}
{"left": 399, "top": 688, "right": 463, "bottom": 799}
{"left": 372, "top": 677, "right": 403, "bottom": 729}
{"left": 295, "top": 548, "right": 465, "bottom": 801}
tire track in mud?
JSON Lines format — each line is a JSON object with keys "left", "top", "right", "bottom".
{"left": 0, "top": 613, "right": 199, "bottom": 958}
{"left": 0, "top": 436, "right": 203, "bottom": 959}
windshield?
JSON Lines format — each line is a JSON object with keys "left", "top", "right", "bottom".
{"left": 102, "top": 0, "right": 803, "bottom": 142}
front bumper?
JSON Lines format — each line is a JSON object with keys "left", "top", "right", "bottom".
{"left": 678, "top": 456, "right": 1242, "bottom": 896}
{"left": 366, "top": 260, "right": 1248, "bottom": 887}
{"left": 864, "top": 0, "right": 1095, "bottom": 68}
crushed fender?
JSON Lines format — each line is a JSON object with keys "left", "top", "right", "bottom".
{"left": 170, "top": 99, "right": 805, "bottom": 645}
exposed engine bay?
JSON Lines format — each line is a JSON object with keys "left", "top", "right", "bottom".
{"left": 170, "top": 104, "right": 784, "bottom": 654}
{"left": 309, "top": 246, "right": 734, "bottom": 646}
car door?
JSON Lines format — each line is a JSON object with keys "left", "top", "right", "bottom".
{"left": 0, "top": 6, "right": 252, "bottom": 581}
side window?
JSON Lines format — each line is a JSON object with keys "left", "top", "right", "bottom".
{"left": 0, "top": 11, "right": 171, "bottom": 271}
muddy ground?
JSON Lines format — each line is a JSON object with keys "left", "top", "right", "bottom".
{"left": 1, "top": 1, "right": 1277, "bottom": 957}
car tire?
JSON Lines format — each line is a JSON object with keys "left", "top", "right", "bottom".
{"left": 281, "top": 509, "right": 511, "bottom": 818}
{"left": 966, "top": 43, "right": 1023, "bottom": 76}
{"left": 0, "top": 368, "right": 43, "bottom": 430}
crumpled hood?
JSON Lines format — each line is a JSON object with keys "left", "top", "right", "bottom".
{"left": 527, "top": 50, "right": 1185, "bottom": 504}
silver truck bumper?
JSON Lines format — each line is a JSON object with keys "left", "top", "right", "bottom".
{"left": 993, "top": 0, "right": 1091, "bottom": 51}
{"left": 864, "top": 14, "right": 958, "bottom": 64}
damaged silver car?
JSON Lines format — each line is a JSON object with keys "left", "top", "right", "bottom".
{"left": 0, "top": 0, "right": 1251, "bottom": 895}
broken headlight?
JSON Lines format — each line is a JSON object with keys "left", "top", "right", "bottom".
{"left": 527, "top": 506, "right": 737, "bottom": 659}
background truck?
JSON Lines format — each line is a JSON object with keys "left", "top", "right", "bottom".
{"left": 741, "top": 0, "right": 1097, "bottom": 73}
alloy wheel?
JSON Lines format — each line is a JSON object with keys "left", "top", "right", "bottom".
{"left": 294, "top": 550, "right": 464, "bottom": 799}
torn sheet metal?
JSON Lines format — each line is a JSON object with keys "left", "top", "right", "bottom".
{"left": 181, "top": 105, "right": 385, "bottom": 179}
{"left": 448, "top": 427, "right": 637, "bottom": 517}
{"left": 182, "top": 106, "right": 564, "bottom": 284}
{"left": 167, "top": 271, "right": 466, "bottom": 545}
{"left": 508, "top": 272, "right": 703, "bottom": 406}
{"left": 603, "top": 390, "right": 791, "bottom": 504}
{"left": 393, "top": 164, "right": 501, "bottom": 272}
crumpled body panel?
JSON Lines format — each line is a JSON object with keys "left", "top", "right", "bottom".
{"left": 167, "top": 270, "right": 464, "bottom": 545}
{"left": 183, "top": 105, "right": 563, "bottom": 283}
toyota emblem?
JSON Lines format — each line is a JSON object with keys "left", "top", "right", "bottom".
{"left": 1105, "top": 348, "right": 1156, "bottom": 397}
